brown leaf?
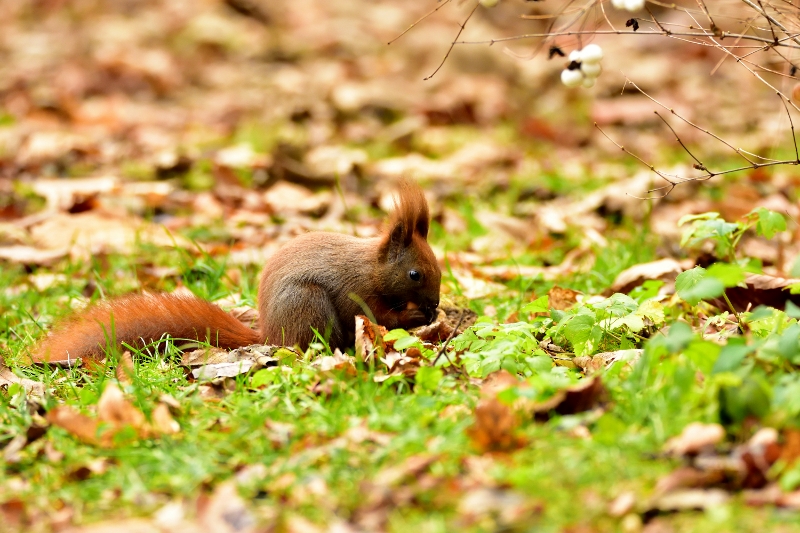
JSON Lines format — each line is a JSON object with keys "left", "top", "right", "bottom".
{"left": 115, "top": 351, "right": 135, "bottom": 385}
{"left": 610, "top": 259, "right": 689, "bottom": 295}
{"left": 663, "top": 422, "right": 725, "bottom": 456}
{"left": 648, "top": 488, "right": 730, "bottom": 512}
{"left": 608, "top": 491, "right": 636, "bottom": 517}
{"left": 0, "top": 245, "right": 69, "bottom": 266}
{"left": 372, "top": 454, "right": 439, "bottom": 487}
{"left": 548, "top": 286, "right": 580, "bottom": 311}
{"left": 310, "top": 349, "right": 356, "bottom": 373}
{"left": 30, "top": 176, "right": 119, "bottom": 212}
{"left": 573, "top": 349, "right": 642, "bottom": 374}
{"left": 0, "top": 365, "right": 45, "bottom": 396}
{"left": 479, "top": 370, "right": 526, "bottom": 399}
{"left": 654, "top": 466, "right": 726, "bottom": 495}
{"left": 412, "top": 316, "right": 455, "bottom": 344}
{"left": 150, "top": 403, "right": 180, "bottom": 435}
{"left": 719, "top": 273, "right": 800, "bottom": 312}
{"left": 780, "top": 428, "right": 800, "bottom": 466}
{"left": 46, "top": 406, "right": 106, "bottom": 447}
{"left": 466, "top": 397, "right": 527, "bottom": 453}
{"left": 354, "top": 315, "right": 389, "bottom": 363}
{"left": 197, "top": 481, "right": 257, "bottom": 533}
{"left": 97, "top": 382, "right": 146, "bottom": 430}
{"left": 191, "top": 360, "right": 256, "bottom": 380}
{"left": 530, "top": 376, "right": 606, "bottom": 421}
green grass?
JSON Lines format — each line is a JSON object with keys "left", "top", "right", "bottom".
{"left": 4, "top": 193, "right": 800, "bottom": 532}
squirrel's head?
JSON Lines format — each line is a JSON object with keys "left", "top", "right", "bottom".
{"left": 377, "top": 180, "right": 441, "bottom": 324}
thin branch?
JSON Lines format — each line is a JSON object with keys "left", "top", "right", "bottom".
{"left": 388, "top": 0, "right": 452, "bottom": 45}
{"left": 624, "top": 79, "right": 757, "bottom": 165}
{"left": 758, "top": 0, "right": 780, "bottom": 43}
{"left": 424, "top": 3, "right": 478, "bottom": 81}
{"left": 593, "top": 122, "right": 678, "bottom": 199}
{"left": 431, "top": 309, "right": 467, "bottom": 374}
{"left": 646, "top": 6, "right": 670, "bottom": 34}
{"left": 654, "top": 111, "right": 712, "bottom": 175}
{"left": 779, "top": 92, "right": 800, "bottom": 162}
{"left": 454, "top": 30, "right": 800, "bottom": 48}
{"left": 598, "top": 0, "right": 618, "bottom": 33}
{"left": 741, "top": 0, "right": 800, "bottom": 47}
{"left": 695, "top": 0, "right": 718, "bottom": 32}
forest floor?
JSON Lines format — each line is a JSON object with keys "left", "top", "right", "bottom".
{"left": 3, "top": 1, "right": 800, "bottom": 532}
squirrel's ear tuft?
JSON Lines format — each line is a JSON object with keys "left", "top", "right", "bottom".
{"left": 394, "top": 178, "right": 429, "bottom": 239}
{"left": 379, "top": 179, "right": 430, "bottom": 261}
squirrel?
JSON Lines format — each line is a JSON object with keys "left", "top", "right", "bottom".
{"left": 29, "top": 179, "right": 441, "bottom": 363}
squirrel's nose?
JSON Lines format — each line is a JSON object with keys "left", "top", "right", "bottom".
{"left": 421, "top": 302, "right": 439, "bottom": 323}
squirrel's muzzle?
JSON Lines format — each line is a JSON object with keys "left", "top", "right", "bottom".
{"left": 420, "top": 301, "right": 439, "bottom": 324}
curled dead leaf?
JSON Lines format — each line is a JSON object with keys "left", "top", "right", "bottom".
{"left": 115, "top": 351, "right": 135, "bottom": 385}
{"left": 548, "top": 286, "right": 580, "bottom": 311}
{"left": 466, "top": 397, "right": 527, "bottom": 454}
{"left": 664, "top": 422, "right": 725, "bottom": 456}
{"left": 46, "top": 406, "right": 107, "bottom": 447}
{"left": 0, "top": 365, "right": 45, "bottom": 397}
{"left": 151, "top": 403, "right": 180, "bottom": 435}
{"left": 354, "top": 314, "right": 389, "bottom": 363}
{"left": 530, "top": 376, "right": 607, "bottom": 421}
{"left": 97, "top": 382, "right": 146, "bottom": 430}
{"left": 573, "top": 349, "right": 642, "bottom": 374}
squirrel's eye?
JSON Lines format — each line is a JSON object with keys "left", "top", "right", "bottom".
{"left": 409, "top": 269, "right": 422, "bottom": 282}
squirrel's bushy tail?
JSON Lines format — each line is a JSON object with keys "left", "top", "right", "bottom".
{"left": 30, "top": 293, "right": 262, "bottom": 363}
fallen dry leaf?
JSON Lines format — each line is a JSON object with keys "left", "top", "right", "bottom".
{"left": 654, "top": 466, "right": 726, "bottom": 495}
{"left": 457, "top": 487, "right": 541, "bottom": 528}
{"left": 354, "top": 314, "right": 389, "bottom": 363}
{"left": 717, "top": 273, "right": 800, "bottom": 312}
{"left": 530, "top": 376, "right": 607, "bottom": 421}
{"left": 664, "top": 422, "right": 726, "bottom": 456}
{"left": 780, "top": 428, "right": 800, "bottom": 466}
{"left": 648, "top": 488, "right": 730, "bottom": 513}
{"left": 196, "top": 481, "right": 257, "bottom": 533}
{"left": 548, "top": 286, "right": 581, "bottom": 311}
{"left": 97, "top": 382, "right": 146, "bottom": 430}
{"left": 46, "top": 406, "right": 107, "bottom": 447}
{"left": 0, "top": 365, "right": 45, "bottom": 396}
{"left": 115, "top": 351, "right": 135, "bottom": 385}
{"left": 30, "top": 176, "right": 119, "bottom": 212}
{"left": 573, "top": 349, "right": 642, "bottom": 374}
{"left": 151, "top": 403, "right": 180, "bottom": 435}
{"left": 610, "top": 258, "right": 690, "bottom": 295}
{"left": 608, "top": 491, "right": 636, "bottom": 517}
{"left": 310, "top": 349, "right": 357, "bottom": 373}
{"left": 466, "top": 397, "right": 527, "bottom": 454}
{"left": 0, "top": 245, "right": 69, "bottom": 266}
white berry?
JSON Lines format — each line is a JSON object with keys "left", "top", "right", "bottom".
{"left": 568, "top": 50, "right": 583, "bottom": 62}
{"left": 582, "top": 77, "right": 597, "bottom": 88}
{"left": 623, "top": 0, "right": 645, "bottom": 10}
{"left": 581, "top": 44, "right": 603, "bottom": 64}
{"left": 581, "top": 61, "right": 602, "bottom": 78}
{"left": 479, "top": 0, "right": 499, "bottom": 7}
{"left": 561, "top": 69, "right": 584, "bottom": 88}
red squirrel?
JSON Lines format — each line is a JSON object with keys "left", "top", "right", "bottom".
{"left": 30, "top": 180, "right": 441, "bottom": 362}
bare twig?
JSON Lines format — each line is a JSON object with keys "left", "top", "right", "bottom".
{"left": 624, "top": 79, "right": 757, "bottom": 165}
{"left": 654, "top": 111, "right": 712, "bottom": 176}
{"left": 779, "top": 92, "right": 800, "bottom": 163}
{"left": 431, "top": 309, "right": 467, "bottom": 372}
{"left": 424, "top": 3, "right": 478, "bottom": 81}
{"left": 388, "top": 0, "right": 452, "bottom": 46}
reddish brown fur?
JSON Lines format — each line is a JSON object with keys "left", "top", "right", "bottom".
{"left": 29, "top": 179, "right": 441, "bottom": 362}
{"left": 31, "top": 293, "right": 262, "bottom": 363}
